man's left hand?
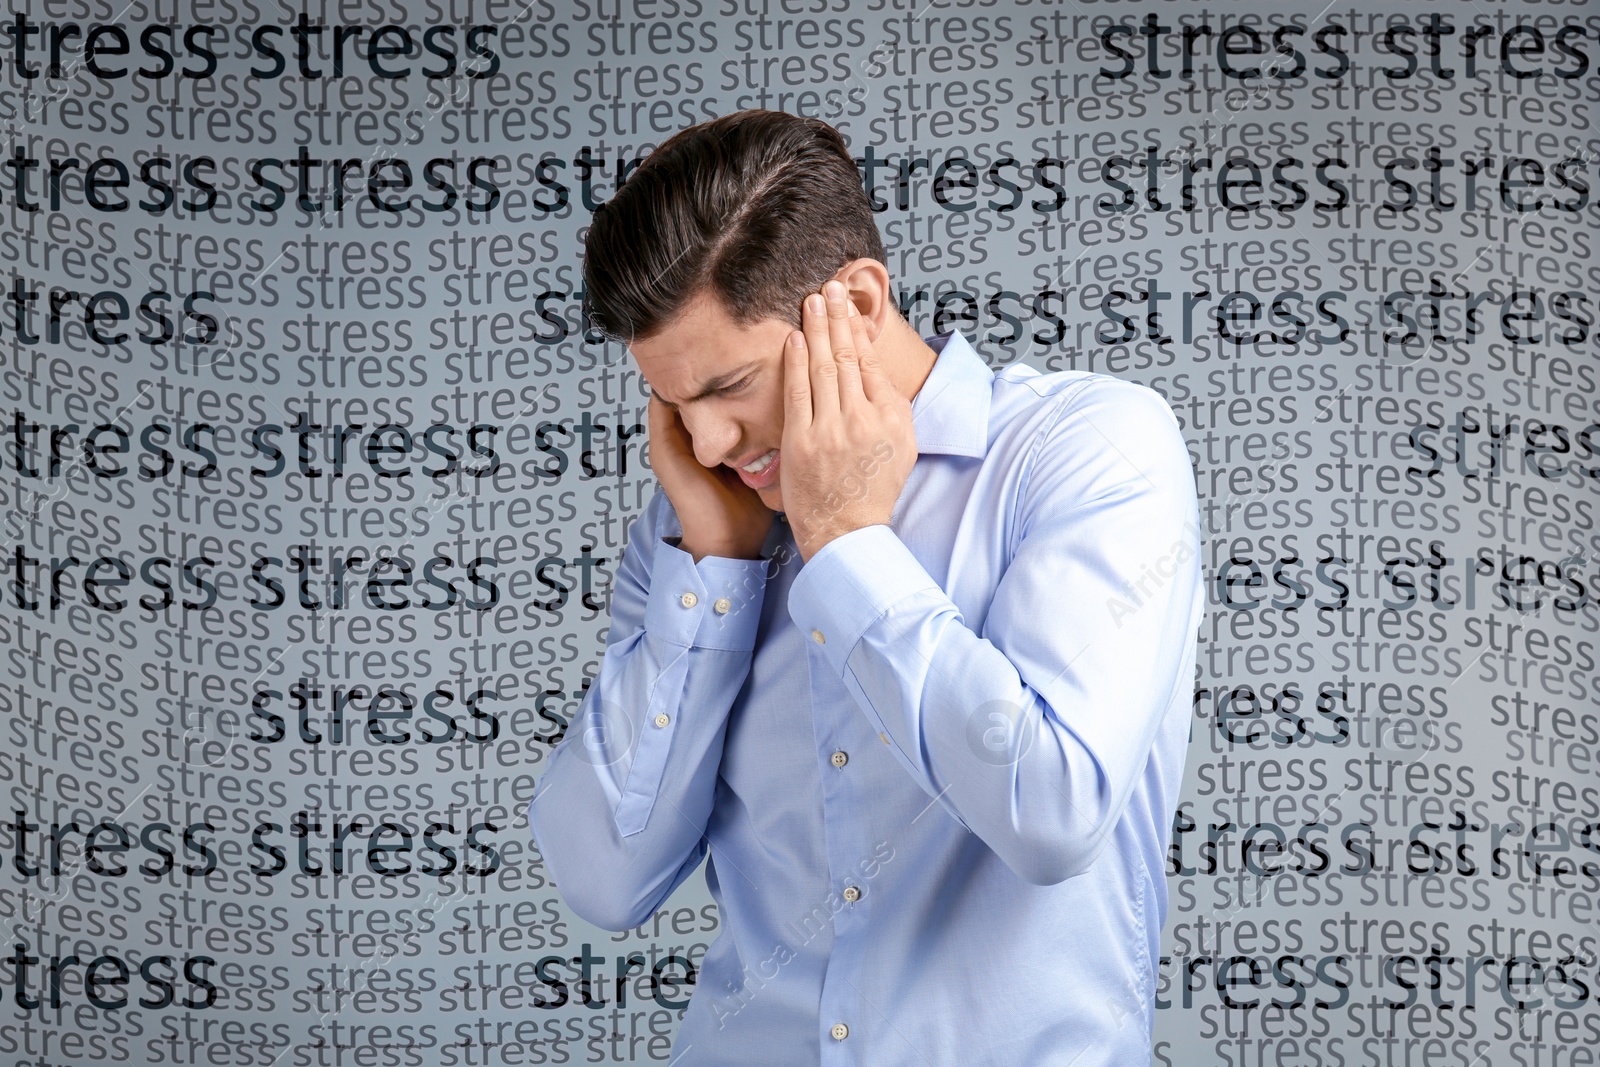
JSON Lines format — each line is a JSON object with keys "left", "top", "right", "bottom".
{"left": 780, "top": 279, "right": 918, "bottom": 563}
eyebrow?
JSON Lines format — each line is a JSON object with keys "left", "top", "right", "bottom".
{"left": 657, "top": 361, "right": 759, "bottom": 408}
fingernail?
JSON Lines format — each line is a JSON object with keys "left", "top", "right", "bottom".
{"left": 807, "top": 294, "right": 824, "bottom": 314}
{"left": 790, "top": 331, "right": 805, "bottom": 347}
{"left": 825, "top": 281, "right": 844, "bottom": 303}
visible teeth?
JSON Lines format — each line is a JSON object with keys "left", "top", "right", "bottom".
{"left": 742, "top": 449, "right": 777, "bottom": 473}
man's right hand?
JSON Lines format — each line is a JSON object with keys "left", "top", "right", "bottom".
{"left": 648, "top": 394, "right": 775, "bottom": 562}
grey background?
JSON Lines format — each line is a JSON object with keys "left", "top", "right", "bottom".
{"left": 2, "top": 1, "right": 1597, "bottom": 1064}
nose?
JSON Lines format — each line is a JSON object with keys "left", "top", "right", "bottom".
{"left": 678, "top": 406, "right": 742, "bottom": 469}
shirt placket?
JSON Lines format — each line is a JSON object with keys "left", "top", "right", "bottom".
{"left": 807, "top": 631, "right": 875, "bottom": 1066}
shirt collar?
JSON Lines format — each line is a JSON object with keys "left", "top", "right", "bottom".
{"left": 909, "top": 328, "right": 993, "bottom": 459}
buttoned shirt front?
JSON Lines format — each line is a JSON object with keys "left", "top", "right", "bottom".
{"left": 528, "top": 328, "right": 1203, "bottom": 1066}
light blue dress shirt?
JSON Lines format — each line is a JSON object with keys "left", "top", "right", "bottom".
{"left": 528, "top": 328, "right": 1203, "bottom": 1066}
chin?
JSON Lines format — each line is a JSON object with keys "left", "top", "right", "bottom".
{"left": 757, "top": 486, "right": 784, "bottom": 513}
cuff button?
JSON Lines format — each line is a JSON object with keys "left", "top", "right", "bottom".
{"left": 679, "top": 592, "right": 698, "bottom": 608}
{"left": 713, "top": 597, "right": 731, "bottom": 614}
{"left": 811, "top": 628, "right": 825, "bottom": 644}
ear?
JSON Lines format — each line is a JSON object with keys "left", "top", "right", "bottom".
{"left": 830, "top": 258, "right": 895, "bottom": 343}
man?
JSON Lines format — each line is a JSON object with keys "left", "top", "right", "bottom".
{"left": 528, "top": 109, "right": 1202, "bottom": 1066}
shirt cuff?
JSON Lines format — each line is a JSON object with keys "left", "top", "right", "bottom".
{"left": 643, "top": 537, "right": 770, "bottom": 651}
{"left": 786, "top": 523, "right": 944, "bottom": 677}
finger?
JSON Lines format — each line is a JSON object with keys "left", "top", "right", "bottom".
{"left": 647, "top": 393, "right": 673, "bottom": 439}
{"left": 824, "top": 282, "right": 866, "bottom": 412}
{"left": 668, "top": 406, "right": 697, "bottom": 457}
{"left": 783, "top": 327, "right": 812, "bottom": 428}
{"left": 650, "top": 393, "right": 683, "bottom": 434}
{"left": 843, "top": 298, "right": 888, "bottom": 406}
{"left": 649, "top": 395, "right": 691, "bottom": 460}
{"left": 801, "top": 292, "right": 840, "bottom": 422}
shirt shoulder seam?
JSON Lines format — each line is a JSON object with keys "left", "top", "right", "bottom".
{"left": 1010, "top": 377, "right": 1100, "bottom": 543}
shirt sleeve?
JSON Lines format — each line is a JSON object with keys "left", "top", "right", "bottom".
{"left": 786, "top": 379, "right": 1203, "bottom": 886}
{"left": 528, "top": 487, "right": 772, "bottom": 930}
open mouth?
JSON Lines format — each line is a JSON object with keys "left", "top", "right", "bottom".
{"left": 741, "top": 449, "right": 778, "bottom": 474}
{"left": 735, "top": 449, "right": 781, "bottom": 489}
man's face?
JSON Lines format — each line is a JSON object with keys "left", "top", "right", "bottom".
{"left": 629, "top": 289, "right": 795, "bottom": 512}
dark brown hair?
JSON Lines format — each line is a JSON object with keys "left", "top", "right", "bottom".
{"left": 581, "top": 109, "right": 889, "bottom": 345}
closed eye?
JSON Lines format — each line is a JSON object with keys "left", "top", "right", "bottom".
{"left": 660, "top": 369, "right": 758, "bottom": 409}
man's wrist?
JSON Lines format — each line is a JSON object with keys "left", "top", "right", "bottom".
{"left": 677, "top": 537, "right": 766, "bottom": 563}
{"left": 786, "top": 523, "right": 944, "bottom": 675}
{"left": 794, "top": 516, "right": 891, "bottom": 564}
{"left": 648, "top": 538, "right": 770, "bottom": 652}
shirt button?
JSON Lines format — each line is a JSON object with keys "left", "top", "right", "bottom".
{"left": 830, "top": 1023, "right": 849, "bottom": 1041}
{"left": 713, "top": 597, "right": 731, "bottom": 615}
{"left": 842, "top": 885, "right": 861, "bottom": 903}
{"left": 654, "top": 713, "right": 670, "bottom": 728}
{"left": 880, "top": 732, "right": 890, "bottom": 745}
{"left": 830, "top": 750, "right": 848, "bottom": 768}
{"left": 811, "top": 628, "right": 825, "bottom": 644}
{"left": 679, "top": 591, "right": 698, "bottom": 608}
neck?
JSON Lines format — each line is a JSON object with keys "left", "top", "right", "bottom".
{"left": 877, "top": 315, "right": 940, "bottom": 404}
